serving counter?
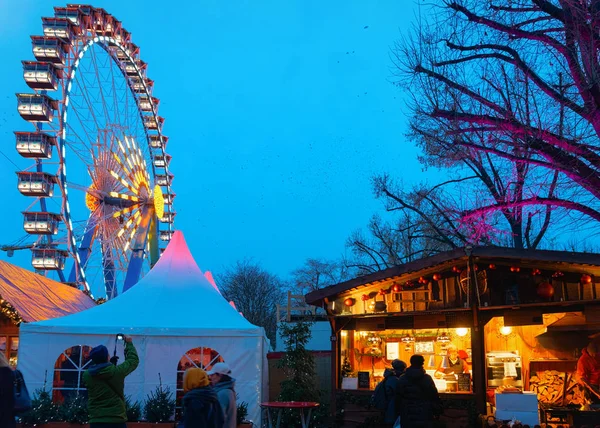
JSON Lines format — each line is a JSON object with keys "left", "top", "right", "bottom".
{"left": 335, "top": 389, "right": 477, "bottom": 428}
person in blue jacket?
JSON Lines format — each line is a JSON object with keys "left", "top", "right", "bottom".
{"left": 208, "top": 362, "right": 237, "bottom": 428}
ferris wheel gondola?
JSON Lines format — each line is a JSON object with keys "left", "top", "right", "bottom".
{"left": 14, "top": 5, "right": 175, "bottom": 299}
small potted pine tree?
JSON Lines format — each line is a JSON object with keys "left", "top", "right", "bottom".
{"left": 140, "top": 380, "right": 176, "bottom": 427}
{"left": 19, "top": 388, "right": 62, "bottom": 427}
{"left": 237, "top": 401, "right": 252, "bottom": 428}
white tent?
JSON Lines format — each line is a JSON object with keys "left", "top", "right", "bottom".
{"left": 18, "top": 231, "right": 269, "bottom": 424}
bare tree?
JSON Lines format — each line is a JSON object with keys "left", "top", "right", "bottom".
{"left": 346, "top": 205, "right": 456, "bottom": 274}
{"left": 217, "top": 259, "right": 285, "bottom": 346}
{"left": 390, "top": 0, "right": 600, "bottom": 245}
{"left": 290, "top": 258, "right": 351, "bottom": 294}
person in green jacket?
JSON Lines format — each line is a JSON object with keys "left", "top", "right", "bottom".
{"left": 83, "top": 336, "right": 139, "bottom": 428}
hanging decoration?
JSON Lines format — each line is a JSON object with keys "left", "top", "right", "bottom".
{"left": 432, "top": 273, "right": 442, "bottom": 281}
{"left": 344, "top": 298, "right": 356, "bottom": 307}
{"left": 392, "top": 283, "right": 401, "bottom": 293}
{"left": 452, "top": 266, "right": 462, "bottom": 274}
{"left": 436, "top": 331, "right": 451, "bottom": 343}
{"left": 488, "top": 264, "right": 497, "bottom": 270}
{"left": 552, "top": 271, "right": 564, "bottom": 278}
{"left": 581, "top": 274, "right": 593, "bottom": 284}
{"left": 400, "top": 334, "right": 415, "bottom": 343}
{"left": 403, "top": 280, "right": 418, "bottom": 290}
{"left": 537, "top": 281, "right": 555, "bottom": 299}
{"left": 361, "top": 294, "right": 369, "bottom": 301}
{"left": 379, "top": 288, "right": 389, "bottom": 296}
{"left": 510, "top": 266, "right": 520, "bottom": 272}
{"left": 418, "top": 276, "right": 428, "bottom": 285}
{"left": 532, "top": 269, "right": 542, "bottom": 276}
{"left": 366, "top": 333, "right": 382, "bottom": 346}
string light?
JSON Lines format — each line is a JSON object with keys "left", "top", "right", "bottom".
{"left": 0, "top": 297, "right": 23, "bottom": 325}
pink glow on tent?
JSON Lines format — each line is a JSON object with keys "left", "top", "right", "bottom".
{"left": 204, "top": 271, "right": 221, "bottom": 294}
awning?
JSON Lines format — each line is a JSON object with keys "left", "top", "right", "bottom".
{"left": 0, "top": 260, "right": 95, "bottom": 323}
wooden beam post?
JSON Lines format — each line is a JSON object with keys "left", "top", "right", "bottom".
{"left": 328, "top": 312, "right": 338, "bottom": 421}
{"left": 468, "top": 249, "right": 487, "bottom": 416}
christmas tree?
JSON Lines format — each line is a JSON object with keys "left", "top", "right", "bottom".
{"left": 341, "top": 357, "right": 353, "bottom": 377}
{"left": 143, "top": 379, "right": 175, "bottom": 423}
{"left": 20, "top": 389, "right": 59, "bottom": 425}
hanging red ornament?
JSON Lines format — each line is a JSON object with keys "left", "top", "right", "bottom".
{"left": 488, "top": 264, "right": 497, "bottom": 270}
{"left": 474, "top": 264, "right": 479, "bottom": 271}
{"left": 344, "top": 298, "right": 356, "bottom": 307}
{"left": 392, "top": 283, "right": 401, "bottom": 293}
{"left": 552, "top": 271, "right": 564, "bottom": 278}
{"left": 581, "top": 274, "right": 593, "bottom": 284}
{"left": 537, "top": 282, "right": 554, "bottom": 299}
{"left": 532, "top": 269, "right": 541, "bottom": 276}
{"left": 510, "top": 266, "right": 520, "bottom": 272}
{"left": 361, "top": 294, "right": 369, "bottom": 301}
{"left": 452, "top": 266, "right": 462, "bottom": 273}
{"left": 418, "top": 276, "right": 428, "bottom": 284}
{"left": 379, "top": 288, "right": 388, "bottom": 296}
{"left": 432, "top": 273, "right": 442, "bottom": 281}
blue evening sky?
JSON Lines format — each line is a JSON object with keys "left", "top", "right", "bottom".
{"left": 0, "top": 1, "right": 425, "bottom": 287}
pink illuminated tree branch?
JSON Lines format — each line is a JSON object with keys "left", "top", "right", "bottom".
{"left": 383, "top": 0, "right": 600, "bottom": 249}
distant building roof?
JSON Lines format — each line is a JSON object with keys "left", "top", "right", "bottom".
{"left": 305, "top": 246, "right": 600, "bottom": 306}
{"left": 0, "top": 260, "right": 95, "bottom": 323}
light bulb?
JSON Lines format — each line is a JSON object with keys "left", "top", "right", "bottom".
{"left": 455, "top": 328, "right": 469, "bottom": 337}
{"left": 500, "top": 326, "right": 513, "bottom": 336}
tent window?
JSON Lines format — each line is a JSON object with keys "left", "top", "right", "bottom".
{"left": 0, "top": 336, "right": 19, "bottom": 368}
{"left": 52, "top": 345, "right": 93, "bottom": 402}
{"left": 175, "top": 347, "right": 224, "bottom": 416}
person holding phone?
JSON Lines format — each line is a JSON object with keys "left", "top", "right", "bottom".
{"left": 84, "top": 335, "right": 139, "bottom": 428}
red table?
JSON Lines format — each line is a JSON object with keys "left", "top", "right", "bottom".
{"left": 260, "top": 401, "right": 320, "bottom": 428}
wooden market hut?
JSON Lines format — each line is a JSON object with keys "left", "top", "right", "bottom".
{"left": 0, "top": 260, "right": 95, "bottom": 366}
{"left": 305, "top": 246, "right": 600, "bottom": 427}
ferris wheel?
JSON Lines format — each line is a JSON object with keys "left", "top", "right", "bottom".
{"left": 14, "top": 5, "right": 175, "bottom": 299}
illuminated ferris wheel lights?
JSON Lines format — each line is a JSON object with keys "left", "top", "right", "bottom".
{"left": 108, "top": 192, "right": 139, "bottom": 202}
{"left": 85, "top": 192, "right": 99, "bottom": 211}
{"left": 153, "top": 185, "right": 165, "bottom": 220}
{"left": 112, "top": 205, "right": 135, "bottom": 219}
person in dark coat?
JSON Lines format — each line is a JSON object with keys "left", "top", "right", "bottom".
{"left": 396, "top": 355, "right": 441, "bottom": 428}
{"left": 381, "top": 359, "right": 406, "bottom": 426}
{"left": 0, "top": 352, "right": 16, "bottom": 428}
{"left": 180, "top": 368, "right": 224, "bottom": 428}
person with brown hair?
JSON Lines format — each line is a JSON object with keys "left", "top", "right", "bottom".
{"left": 0, "top": 352, "right": 16, "bottom": 428}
